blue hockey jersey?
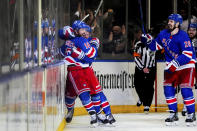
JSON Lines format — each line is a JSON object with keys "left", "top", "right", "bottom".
{"left": 60, "top": 37, "right": 96, "bottom": 67}
{"left": 148, "top": 29, "right": 196, "bottom": 70}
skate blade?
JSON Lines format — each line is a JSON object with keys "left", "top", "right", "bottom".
{"left": 98, "top": 122, "right": 116, "bottom": 127}
{"left": 144, "top": 111, "right": 149, "bottom": 114}
{"left": 108, "top": 122, "right": 116, "bottom": 127}
{"left": 90, "top": 123, "right": 98, "bottom": 128}
{"left": 165, "top": 121, "right": 178, "bottom": 126}
{"left": 186, "top": 121, "right": 196, "bottom": 127}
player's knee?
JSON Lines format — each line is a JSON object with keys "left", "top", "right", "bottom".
{"left": 79, "top": 91, "right": 91, "bottom": 102}
{"left": 164, "top": 86, "right": 175, "bottom": 97}
{"left": 91, "top": 94, "right": 100, "bottom": 101}
{"left": 181, "top": 88, "right": 193, "bottom": 98}
{"left": 99, "top": 92, "right": 107, "bottom": 101}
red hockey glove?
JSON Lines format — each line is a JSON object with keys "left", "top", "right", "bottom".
{"left": 89, "top": 37, "right": 100, "bottom": 49}
{"left": 165, "top": 60, "right": 179, "bottom": 73}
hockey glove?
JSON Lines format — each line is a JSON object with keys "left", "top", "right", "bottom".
{"left": 65, "top": 47, "right": 73, "bottom": 56}
{"left": 141, "top": 34, "right": 152, "bottom": 45}
{"left": 165, "top": 60, "right": 179, "bottom": 73}
{"left": 89, "top": 38, "right": 100, "bottom": 49}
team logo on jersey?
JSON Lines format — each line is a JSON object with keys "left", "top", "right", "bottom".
{"left": 162, "top": 38, "right": 166, "bottom": 45}
{"left": 163, "top": 38, "right": 171, "bottom": 47}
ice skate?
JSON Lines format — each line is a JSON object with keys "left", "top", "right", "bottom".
{"left": 165, "top": 112, "right": 179, "bottom": 126}
{"left": 106, "top": 114, "right": 116, "bottom": 125}
{"left": 136, "top": 100, "right": 142, "bottom": 107}
{"left": 97, "top": 113, "right": 109, "bottom": 125}
{"left": 65, "top": 108, "right": 74, "bottom": 123}
{"left": 89, "top": 111, "right": 98, "bottom": 127}
{"left": 144, "top": 106, "right": 150, "bottom": 114}
{"left": 185, "top": 113, "right": 196, "bottom": 126}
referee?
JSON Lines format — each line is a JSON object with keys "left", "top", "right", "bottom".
{"left": 133, "top": 28, "right": 156, "bottom": 113}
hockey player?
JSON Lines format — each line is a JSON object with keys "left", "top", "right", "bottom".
{"left": 75, "top": 23, "right": 116, "bottom": 124}
{"left": 141, "top": 14, "right": 196, "bottom": 126}
{"left": 59, "top": 22, "right": 115, "bottom": 125}
{"left": 182, "top": 22, "right": 197, "bottom": 116}
{"left": 59, "top": 26, "right": 99, "bottom": 126}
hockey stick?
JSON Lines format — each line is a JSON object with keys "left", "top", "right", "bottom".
{"left": 94, "top": 0, "right": 103, "bottom": 18}
{"left": 90, "top": 0, "right": 103, "bottom": 26}
{"left": 81, "top": 14, "right": 90, "bottom": 23}
{"left": 138, "top": 0, "right": 146, "bottom": 34}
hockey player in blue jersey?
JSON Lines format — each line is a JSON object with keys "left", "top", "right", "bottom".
{"left": 182, "top": 23, "right": 197, "bottom": 116}
{"left": 74, "top": 22, "right": 116, "bottom": 124}
{"left": 141, "top": 14, "right": 196, "bottom": 126}
{"left": 59, "top": 22, "right": 115, "bottom": 125}
{"left": 59, "top": 26, "right": 100, "bottom": 126}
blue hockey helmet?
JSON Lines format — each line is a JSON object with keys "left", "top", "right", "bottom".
{"left": 58, "top": 26, "right": 75, "bottom": 40}
{"left": 81, "top": 23, "right": 92, "bottom": 32}
{"left": 188, "top": 23, "right": 197, "bottom": 29}
{"left": 72, "top": 20, "right": 85, "bottom": 30}
{"left": 168, "top": 14, "right": 183, "bottom": 25}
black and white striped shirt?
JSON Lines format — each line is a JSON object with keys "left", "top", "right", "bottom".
{"left": 134, "top": 41, "right": 156, "bottom": 70}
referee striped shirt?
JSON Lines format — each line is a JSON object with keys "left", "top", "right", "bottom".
{"left": 134, "top": 41, "right": 156, "bottom": 70}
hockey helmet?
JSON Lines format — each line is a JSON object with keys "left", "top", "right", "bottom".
{"left": 72, "top": 20, "right": 85, "bottom": 30}
{"left": 168, "top": 14, "right": 183, "bottom": 25}
{"left": 81, "top": 23, "right": 92, "bottom": 32}
{"left": 58, "top": 26, "right": 75, "bottom": 40}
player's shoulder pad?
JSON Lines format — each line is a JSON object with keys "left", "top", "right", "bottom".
{"left": 74, "top": 36, "right": 88, "bottom": 43}
{"left": 160, "top": 29, "right": 169, "bottom": 35}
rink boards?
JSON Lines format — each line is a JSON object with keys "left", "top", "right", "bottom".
{"left": 0, "top": 61, "right": 197, "bottom": 131}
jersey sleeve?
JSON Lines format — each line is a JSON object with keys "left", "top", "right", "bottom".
{"left": 74, "top": 37, "right": 97, "bottom": 59}
{"left": 148, "top": 32, "right": 163, "bottom": 51}
{"left": 71, "top": 47, "right": 95, "bottom": 63}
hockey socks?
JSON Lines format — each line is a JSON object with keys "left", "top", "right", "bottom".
{"left": 181, "top": 88, "right": 195, "bottom": 114}
{"left": 164, "top": 86, "right": 177, "bottom": 112}
{"left": 79, "top": 92, "right": 96, "bottom": 114}
{"left": 99, "top": 92, "right": 111, "bottom": 115}
{"left": 91, "top": 94, "right": 101, "bottom": 114}
{"left": 65, "top": 96, "right": 76, "bottom": 111}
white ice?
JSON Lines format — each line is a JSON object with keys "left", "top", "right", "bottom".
{"left": 64, "top": 112, "right": 197, "bottom": 131}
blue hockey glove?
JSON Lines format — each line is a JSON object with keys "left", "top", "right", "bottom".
{"left": 141, "top": 34, "right": 152, "bottom": 44}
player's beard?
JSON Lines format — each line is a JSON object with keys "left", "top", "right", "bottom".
{"left": 168, "top": 24, "right": 176, "bottom": 32}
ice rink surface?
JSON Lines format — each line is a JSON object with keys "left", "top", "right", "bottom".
{"left": 64, "top": 112, "right": 197, "bottom": 131}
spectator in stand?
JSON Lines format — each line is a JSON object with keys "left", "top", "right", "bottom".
{"left": 179, "top": 6, "right": 197, "bottom": 32}
{"left": 103, "top": 24, "right": 126, "bottom": 55}
{"left": 85, "top": 8, "right": 102, "bottom": 39}
{"left": 103, "top": 9, "right": 115, "bottom": 44}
